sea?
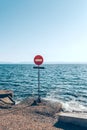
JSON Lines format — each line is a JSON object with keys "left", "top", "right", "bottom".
{"left": 0, "top": 64, "right": 87, "bottom": 112}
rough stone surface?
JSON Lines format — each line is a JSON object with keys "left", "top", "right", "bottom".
{"left": 0, "top": 98, "right": 62, "bottom": 130}
{"left": 0, "top": 97, "right": 86, "bottom": 130}
{"left": 0, "top": 90, "right": 15, "bottom": 106}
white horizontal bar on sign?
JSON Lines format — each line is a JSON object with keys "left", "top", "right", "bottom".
{"left": 35, "top": 59, "right": 43, "bottom": 62}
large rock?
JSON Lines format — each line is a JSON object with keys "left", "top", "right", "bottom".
{"left": 20, "top": 97, "right": 62, "bottom": 117}
{"left": 0, "top": 90, "right": 15, "bottom": 108}
{"left": 0, "top": 90, "right": 13, "bottom": 98}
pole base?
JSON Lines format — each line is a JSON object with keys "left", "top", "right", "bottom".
{"left": 37, "top": 97, "right": 41, "bottom": 103}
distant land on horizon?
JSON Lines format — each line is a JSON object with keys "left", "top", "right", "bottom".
{"left": 0, "top": 61, "right": 87, "bottom": 64}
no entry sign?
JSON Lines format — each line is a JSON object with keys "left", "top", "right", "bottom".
{"left": 34, "top": 55, "right": 43, "bottom": 65}
{"left": 33, "top": 55, "right": 44, "bottom": 103}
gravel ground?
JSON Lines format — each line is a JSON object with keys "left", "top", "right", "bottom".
{"left": 0, "top": 98, "right": 62, "bottom": 130}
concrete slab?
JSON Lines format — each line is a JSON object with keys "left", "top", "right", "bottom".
{"left": 58, "top": 112, "right": 87, "bottom": 128}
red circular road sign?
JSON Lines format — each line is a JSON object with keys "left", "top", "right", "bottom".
{"left": 34, "top": 55, "right": 44, "bottom": 65}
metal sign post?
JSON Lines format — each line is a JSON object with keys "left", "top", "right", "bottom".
{"left": 33, "top": 55, "right": 44, "bottom": 103}
{"left": 38, "top": 66, "right": 40, "bottom": 102}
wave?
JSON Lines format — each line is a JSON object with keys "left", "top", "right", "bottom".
{"left": 44, "top": 97, "right": 87, "bottom": 113}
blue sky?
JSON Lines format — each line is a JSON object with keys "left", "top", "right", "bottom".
{"left": 0, "top": 0, "right": 87, "bottom": 63}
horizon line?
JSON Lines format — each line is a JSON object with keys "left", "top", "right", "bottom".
{"left": 0, "top": 61, "right": 87, "bottom": 64}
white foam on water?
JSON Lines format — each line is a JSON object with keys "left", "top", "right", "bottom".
{"left": 15, "top": 98, "right": 23, "bottom": 104}
{"left": 62, "top": 100, "right": 87, "bottom": 112}
{"left": 44, "top": 97, "right": 87, "bottom": 113}
{"left": 15, "top": 101, "right": 21, "bottom": 104}
{"left": 43, "top": 97, "right": 60, "bottom": 102}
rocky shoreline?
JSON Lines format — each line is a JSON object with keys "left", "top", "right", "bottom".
{"left": 0, "top": 97, "right": 87, "bottom": 130}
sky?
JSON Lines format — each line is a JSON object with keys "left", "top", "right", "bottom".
{"left": 0, "top": 0, "right": 87, "bottom": 63}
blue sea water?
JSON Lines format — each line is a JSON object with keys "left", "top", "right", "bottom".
{"left": 0, "top": 64, "right": 87, "bottom": 112}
